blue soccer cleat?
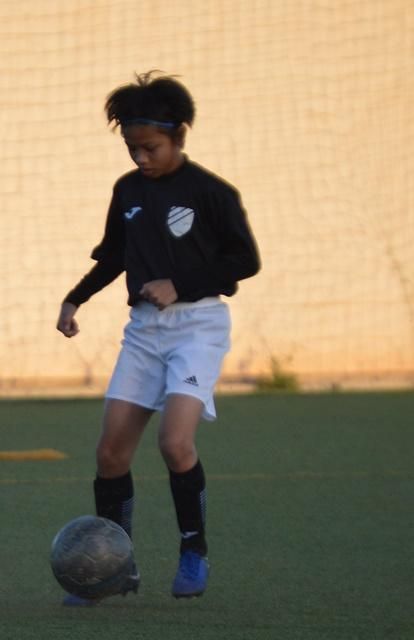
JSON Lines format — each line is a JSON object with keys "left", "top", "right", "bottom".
{"left": 171, "top": 551, "right": 209, "bottom": 598}
{"left": 62, "top": 563, "right": 140, "bottom": 606}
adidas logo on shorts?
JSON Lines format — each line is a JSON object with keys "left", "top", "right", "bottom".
{"left": 183, "top": 375, "right": 199, "bottom": 387}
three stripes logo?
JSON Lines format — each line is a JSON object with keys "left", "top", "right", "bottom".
{"left": 184, "top": 375, "right": 199, "bottom": 387}
{"left": 167, "top": 206, "right": 195, "bottom": 238}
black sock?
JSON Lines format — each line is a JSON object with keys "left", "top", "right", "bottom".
{"left": 169, "top": 459, "right": 207, "bottom": 556}
{"left": 94, "top": 471, "right": 134, "bottom": 539}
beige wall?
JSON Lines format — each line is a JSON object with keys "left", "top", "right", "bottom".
{"left": 1, "top": 0, "right": 413, "bottom": 391}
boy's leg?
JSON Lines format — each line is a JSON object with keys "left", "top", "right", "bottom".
{"left": 63, "top": 399, "right": 152, "bottom": 606}
{"left": 95, "top": 398, "right": 153, "bottom": 535}
{"left": 158, "top": 393, "right": 210, "bottom": 597}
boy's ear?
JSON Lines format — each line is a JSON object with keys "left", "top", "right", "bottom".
{"left": 175, "top": 124, "right": 187, "bottom": 148}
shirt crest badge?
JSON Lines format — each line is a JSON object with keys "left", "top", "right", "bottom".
{"left": 167, "top": 206, "right": 195, "bottom": 238}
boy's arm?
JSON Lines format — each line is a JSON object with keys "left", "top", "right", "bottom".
{"left": 57, "top": 188, "right": 125, "bottom": 334}
{"left": 173, "top": 188, "right": 260, "bottom": 298}
{"left": 63, "top": 255, "right": 125, "bottom": 307}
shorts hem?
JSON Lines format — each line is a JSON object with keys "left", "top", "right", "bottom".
{"left": 105, "top": 391, "right": 216, "bottom": 422}
{"left": 166, "top": 391, "right": 216, "bottom": 422}
{"left": 104, "top": 393, "right": 158, "bottom": 413}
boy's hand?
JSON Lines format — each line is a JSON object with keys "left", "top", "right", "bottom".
{"left": 56, "top": 302, "right": 80, "bottom": 337}
{"left": 140, "top": 279, "right": 178, "bottom": 310}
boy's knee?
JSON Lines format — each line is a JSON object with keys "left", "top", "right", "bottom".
{"left": 158, "top": 433, "right": 196, "bottom": 471}
{"left": 96, "top": 440, "right": 129, "bottom": 477}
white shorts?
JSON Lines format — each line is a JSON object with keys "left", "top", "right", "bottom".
{"left": 106, "top": 298, "right": 231, "bottom": 421}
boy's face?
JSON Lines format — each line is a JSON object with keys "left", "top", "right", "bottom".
{"left": 122, "top": 125, "right": 184, "bottom": 179}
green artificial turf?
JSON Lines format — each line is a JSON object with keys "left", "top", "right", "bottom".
{"left": 0, "top": 392, "right": 413, "bottom": 639}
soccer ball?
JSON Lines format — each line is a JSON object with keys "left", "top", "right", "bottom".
{"left": 50, "top": 515, "right": 134, "bottom": 600}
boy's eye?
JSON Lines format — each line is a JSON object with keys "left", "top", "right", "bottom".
{"left": 127, "top": 145, "right": 158, "bottom": 153}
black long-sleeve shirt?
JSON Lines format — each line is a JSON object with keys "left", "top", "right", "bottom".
{"left": 64, "top": 158, "right": 260, "bottom": 307}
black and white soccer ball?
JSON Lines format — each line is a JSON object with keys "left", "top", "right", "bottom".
{"left": 50, "top": 515, "right": 134, "bottom": 600}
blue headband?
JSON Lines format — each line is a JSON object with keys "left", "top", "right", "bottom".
{"left": 120, "top": 117, "right": 178, "bottom": 129}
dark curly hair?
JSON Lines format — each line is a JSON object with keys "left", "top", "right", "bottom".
{"left": 105, "top": 70, "right": 196, "bottom": 133}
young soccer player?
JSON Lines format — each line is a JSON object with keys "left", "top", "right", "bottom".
{"left": 56, "top": 71, "right": 260, "bottom": 604}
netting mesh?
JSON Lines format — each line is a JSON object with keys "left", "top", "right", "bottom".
{"left": 1, "top": 0, "right": 413, "bottom": 392}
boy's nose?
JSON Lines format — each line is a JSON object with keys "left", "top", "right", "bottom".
{"left": 133, "top": 149, "right": 148, "bottom": 165}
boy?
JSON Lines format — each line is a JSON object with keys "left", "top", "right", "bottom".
{"left": 57, "top": 71, "right": 260, "bottom": 604}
